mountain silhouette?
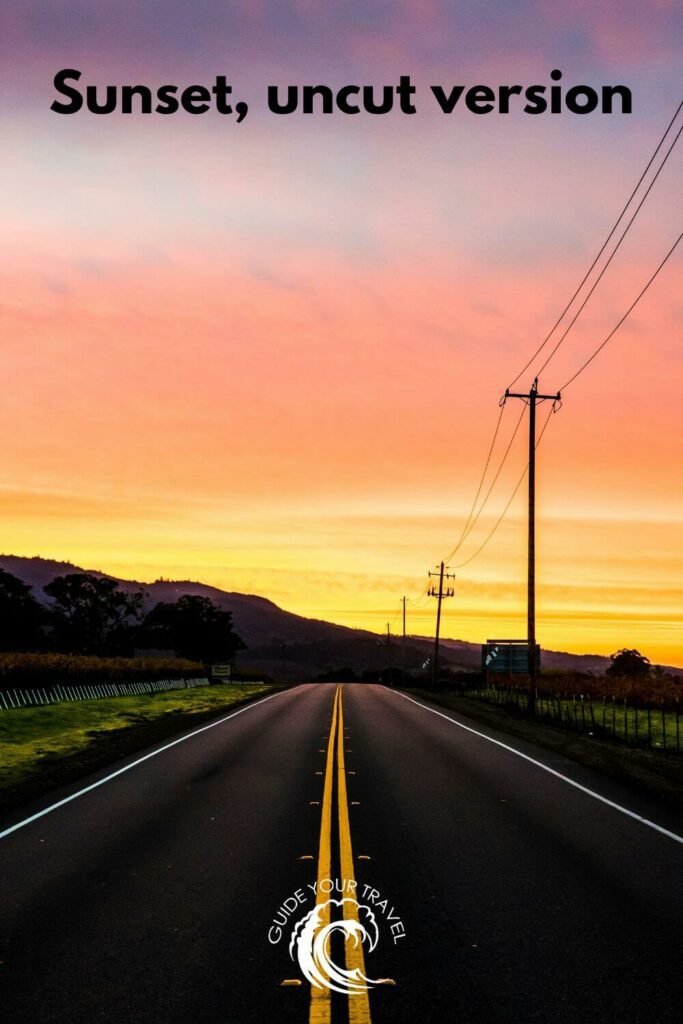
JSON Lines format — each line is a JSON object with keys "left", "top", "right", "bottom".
{"left": 0, "top": 554, "right": 629, "bottom": 679}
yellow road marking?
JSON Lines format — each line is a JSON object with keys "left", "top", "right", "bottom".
{"left": 337, "top": 687, "right": 373, "bottom": 1024}
{"left": 308, "top": 685, "right": 375, "bottom": 1023}
{"left": 308, "top": 685, "right": 340, "bottom": 1024}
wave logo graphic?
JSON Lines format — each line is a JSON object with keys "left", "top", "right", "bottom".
{"left": 289, "top": 897, "right": 388, "bottom": 995}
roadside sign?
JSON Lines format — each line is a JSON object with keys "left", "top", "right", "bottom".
{"left": 482, "top": 640, "right": 540, "bottom": 674}
{"left": 211, "top": 663, "right": 232, "bottom": 679}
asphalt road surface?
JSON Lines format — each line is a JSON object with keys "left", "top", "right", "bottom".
{"left": 1, "top": 683, "right": 682, "bottom": 1024}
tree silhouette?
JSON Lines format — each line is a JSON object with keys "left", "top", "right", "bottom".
{"left": 142, "top": 595, "right": 244, "bottom": 664}
{"left": 44, "top": 573, "right": 145, "bottom": 655}
{"left": 606, "top": 648, "right": 651, "bottom": 678}
{"left": 0, "top": 569, "right": 46, "bottom": 651}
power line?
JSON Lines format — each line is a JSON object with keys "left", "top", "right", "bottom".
{"left": 395, "top": 104, "right": 682, "bottom": 629}
{"left": 561, "top": 231, "right": 682, "bottom": 391}
{"left": 445, "top": 402, "right": 526, "bottom": 562}
{"left": 507, "top": 99, "right": 683, "bottom": 390}
{"left": 446, "top": 400, "right": 506, "bottom": 556}
{"left": 434, "top": 103, "right": 682, "bottom": 591}
{"left": 448, "top": 227, "right": 681, "bottom": 576}
{"left": 451, "top": 113, "right": 682, "bottom": 574}
{"left": 533, "top": 123, "right": 682, "bottom": 380}
{"left": 452, "top": 404, "right": 557, "bottom": 569}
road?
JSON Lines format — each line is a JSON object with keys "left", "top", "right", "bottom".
{"left": 1, "top": 683, "right": 682, "bottom": 1023}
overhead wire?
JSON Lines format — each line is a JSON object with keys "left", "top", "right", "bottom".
{"left": 445, "top": 102, "right": 682, "bottom": 574}
{"left": 445, "top": 400, "right": 506, "bottom": 555}
{"left": 560, "top": 230, "right": 682, "bottom": 391}
{"left": 452, "top": 403, "right": 558, "bottom": 569}
{"left": 506, "top": 99, "right": 683, "bottom": 390}
{"left": 391, "top": 402, "right": 520, "bottom": 622}
{"left": 448, "top": 226, "right": 682, "bottom": 575}
{"left": 385, "top": 404, "right": 510, "bottom": 626}
{"left": 533, "top": 123, "right": 682, "bottom": 380}
{"left": 396, "top": 100, "right": 682, "bottom": 618}
{"left": 443, "top": 402, "right": 526, "bottom": 562}
{"left": 439, "top": 102, "right": 682, "bottom": 587}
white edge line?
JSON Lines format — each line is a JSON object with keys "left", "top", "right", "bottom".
{"left": 391, "top": 689, "right": 683, "bottom": 846}
{"left": 0, "top": 688, "right": 291, "bottom": 841}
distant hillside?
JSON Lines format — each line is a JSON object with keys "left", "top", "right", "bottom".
{"left": 0, "top": 554, "right": 450, "bottom": 678}
{"left": 1, "top": 554, "right": 675, "bottom": 679}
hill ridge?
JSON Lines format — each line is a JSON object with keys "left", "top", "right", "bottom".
{"left": 2, "top": 553, "right": 669, "bottom": 678}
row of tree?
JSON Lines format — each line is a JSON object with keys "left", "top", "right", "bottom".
{"left": 0, "top": 569, "right": 244, "bottom": 663}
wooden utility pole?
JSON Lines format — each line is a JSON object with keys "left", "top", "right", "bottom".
{"left": 401, "top": 595, "right": 407, "bottom": 689}
{"left": 504, "top": 378, "right": 560, "bottom": 714}
{"left": 428, "top": 562, "right": 455, "bottom": 690}
{"left": 386, "top": 622, "right": 393, "bottom": 686}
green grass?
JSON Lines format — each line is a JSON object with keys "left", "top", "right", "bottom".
{"left": 460, "top": 686, "right": 682, "bottom": 753}
{"left": 0, "top": 684, "right": 274, "bottom": 803}
{"left": 536, "top": 695, "right": 682, "bottom": 751}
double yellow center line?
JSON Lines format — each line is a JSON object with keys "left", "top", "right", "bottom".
{"left": 309, "top": 685, "right": 372, "bottom": 1024}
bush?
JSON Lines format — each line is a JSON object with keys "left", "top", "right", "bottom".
{"left": 0, "top": 652, "right": 203, "bottom": 688}
{"left": 472, "top": 669, "right": 682, "bottom": 709}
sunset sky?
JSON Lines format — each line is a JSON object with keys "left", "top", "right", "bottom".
{"left": 1, "top": 2, "right": 682, "bottom": 665}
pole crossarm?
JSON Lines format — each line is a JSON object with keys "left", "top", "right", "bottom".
{"left": 505, "top": 390, "right": 561, "bottom": 402}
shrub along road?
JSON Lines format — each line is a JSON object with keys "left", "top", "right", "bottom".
{"left": 1, "top": 683, "right": 681, "bottom": 1023}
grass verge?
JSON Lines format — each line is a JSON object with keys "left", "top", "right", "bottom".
{"left": 0, "top": 684, "right": 281, "bottom": 813}
{"left": 404, "top": 689, "right": 683, "bottom": 808}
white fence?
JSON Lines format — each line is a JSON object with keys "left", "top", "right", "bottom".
{"left": 0, "top": 676, "right": 210, "bottom": 710}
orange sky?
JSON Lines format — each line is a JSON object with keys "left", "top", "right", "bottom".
{"left": 1, "top": 3, "right": 682, "bottom": 665}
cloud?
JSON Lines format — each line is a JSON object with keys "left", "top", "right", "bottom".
{"left": 3, "top": 0, "right": 681, "bottom": 82}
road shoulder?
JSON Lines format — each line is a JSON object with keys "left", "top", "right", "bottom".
{"left": 401, "top": 688, "right": 683, "bottom": 808}
{"left": 0, "top": 684, "right": 285, "bottom": 814}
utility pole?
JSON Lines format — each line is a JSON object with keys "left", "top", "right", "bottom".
{"left": 428, "top": 562, "right": 455, "bottom": 690}
{"left": 386, "top": 622, "right": 392, "bottom": 686}
{"left": 504, "top": 378, "right": 561, "bottom": 715}
{"left": 401, "top": 596, "right": 407, "bottom": 689}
